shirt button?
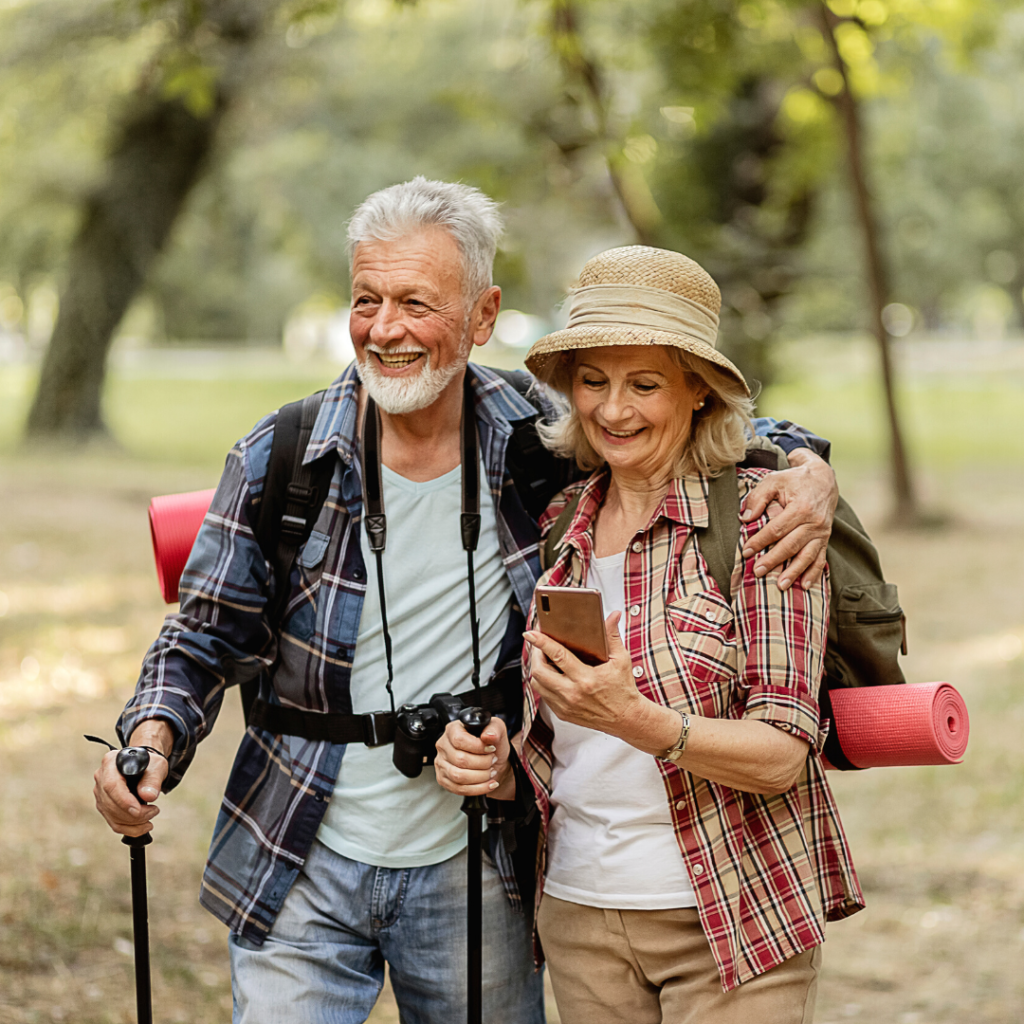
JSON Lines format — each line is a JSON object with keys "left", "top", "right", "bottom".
{"left": 692, "top": 863, "right": 705, "bottom": 876}
{"left": 704, "top": 610, "right": 716, "bottom": 622}
{"left": 632, "top": 666, "right": 644, "bottom": 678}
{"left": 632, "top": 541, "right": 642, "bottom": 553}
{"left": 629, "top": 604, "right": 641, "bottom": 617}
{"left": 675, "top": 800, "right": 685, "bottom": 811}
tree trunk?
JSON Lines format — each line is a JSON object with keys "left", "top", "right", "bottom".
{"left": 25, "top": 0, "right": 274, "bottom": 441}
{"left": 26, "top": 96, "right": 225, "bottom": 439}
{"left": 818, "top": 3, "right": 920, "bottom": 525}
{"left": 550, "top": 0, "right": 662, "bottom": 246}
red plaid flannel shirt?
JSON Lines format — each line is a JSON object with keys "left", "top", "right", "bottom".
{"left": 520, "top": 467, "right": 864, "bottom": 991}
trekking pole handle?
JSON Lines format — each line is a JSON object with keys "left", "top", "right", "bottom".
{"left": 117, "top": 747, "right": 151, "bottom": 801}
{"left": 459, "top": 708, "right": 491, "bottom": 815}
{"left": 116, "top": 747, "right": 154, "bottom": 850}
{"left": 459, "top": 706, "right": 491, "bottom": 739}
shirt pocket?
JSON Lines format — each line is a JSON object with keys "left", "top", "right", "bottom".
{"left": 297, "top": 530, "right": 330, "bottom": 570}
{"left": 665, "top": 591, "right": 738, "bottom": 717}
{"left": 284, "top": 531, "right": 331, "bottom": 642}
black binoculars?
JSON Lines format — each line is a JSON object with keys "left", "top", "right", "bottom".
{"left": 393, "top": 692, "right": 488, "bottom": 778}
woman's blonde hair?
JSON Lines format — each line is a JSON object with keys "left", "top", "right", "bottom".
{"left": 534, "top": 346, "right": 755, "bottom": 478}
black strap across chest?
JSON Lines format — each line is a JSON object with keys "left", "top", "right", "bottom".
{"left": 359, "top": 379, "right": 484, "bottom": 712}
{"left": 250, "top": 377, "right": 501, "bottom": 744}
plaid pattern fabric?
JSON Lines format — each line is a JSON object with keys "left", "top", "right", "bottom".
{"left": 118, "top": 363, "right": 559, "bottom": 943}
{"left": 522, "top": 468, "right": 864, "bottom": 992}
{"left": 117, "top": 351, "right": 833, "bottom": 947}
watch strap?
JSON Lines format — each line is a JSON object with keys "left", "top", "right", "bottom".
{"left": 656, "top": 708, "right": 691, "bottom": 763}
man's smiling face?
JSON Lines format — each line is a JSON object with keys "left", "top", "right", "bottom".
{"left": 349, "top": 227, "right": 473, "bottom": 414}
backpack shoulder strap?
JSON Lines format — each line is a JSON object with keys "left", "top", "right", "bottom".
{"left": 244, "top": 390, "right": 330, "bottom": 723}
{"left": 540, "top": 493, "right": 582, "bottom": 571}
{"left": 699, "top": 441, "right": 788, "bottom": 604}
{"left": 255, "top": 390, "right": 331, "bottom": 619}
{"left": 484, "top": 366, "right": 577, "bottom": 521}
{"left": 700, "top": 469, "right": 742, "bottom": 604}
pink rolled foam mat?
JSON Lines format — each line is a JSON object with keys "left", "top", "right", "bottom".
{"left": 148, "top": 489, "right": 216, "bottom": 604}
{"left": 825, "top": 682, "right": 969, "bottom": 770}
{"left": 146, "top": 490, "right": 971, "bottom": 773}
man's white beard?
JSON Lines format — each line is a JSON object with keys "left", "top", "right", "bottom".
{"left": 357, "top": 345, "right": 467, "bottom": 415}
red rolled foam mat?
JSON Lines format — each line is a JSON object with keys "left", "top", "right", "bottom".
{"left": 148, "top": 489, "right": 216, "bottom": 604}
{"left": 827, "top": 682, "right": 969, "bottom": 769}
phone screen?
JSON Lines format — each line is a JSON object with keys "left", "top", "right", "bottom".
{"left": 535, "top": 586, "right": 609, "bottom": 665}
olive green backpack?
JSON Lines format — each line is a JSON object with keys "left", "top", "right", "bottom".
{"left": 541, "top": 443, "right": 907, "bottom": 771}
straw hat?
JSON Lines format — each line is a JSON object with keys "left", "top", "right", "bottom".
{"left": 525, "top": 245, "right": 748, "bottom": 395}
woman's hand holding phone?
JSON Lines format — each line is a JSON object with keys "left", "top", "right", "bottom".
{"left": 525, "top": 613, "right": 682, "bottom": 757}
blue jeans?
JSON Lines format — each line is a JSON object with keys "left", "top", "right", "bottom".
{"left": 229, "top": 840, "right": 544, "bottom": 1024}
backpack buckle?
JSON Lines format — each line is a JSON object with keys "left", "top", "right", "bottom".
{"left": 361, "top": 710, "right": 396, "bottom": 747}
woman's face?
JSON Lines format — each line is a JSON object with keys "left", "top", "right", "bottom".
{"left": 571, "top": 345, "right": 708, "bottom": 482}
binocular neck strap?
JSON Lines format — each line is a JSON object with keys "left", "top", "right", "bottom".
{"left": 359, "top": 377, "right": 484, "bottom": 707}
{"left": 460, "top": 382, "right": 483, "bottom": 690}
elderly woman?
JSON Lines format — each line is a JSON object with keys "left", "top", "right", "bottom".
{"left": 436, "top": 246, "right": 863, "bottom": 1024}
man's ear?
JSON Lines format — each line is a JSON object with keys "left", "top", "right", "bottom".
{"left": 471, "top": 286, "right": 502, "bottom": 348}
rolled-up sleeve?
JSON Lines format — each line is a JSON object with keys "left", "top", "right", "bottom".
{"left": 117, "top": 436, "right": 276, "bottom": 788}
{"left": 753, "top": 416, "right": 831, "bottom": 463}
{"left": 733, "top": 515, "right": 829, "bottom": 749}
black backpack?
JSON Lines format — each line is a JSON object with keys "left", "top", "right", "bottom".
{"left": 541, "top": 444, "right": 907, "bottom": 771}
{"left": 241, "top": 368, "right": 574, "bottom": 723}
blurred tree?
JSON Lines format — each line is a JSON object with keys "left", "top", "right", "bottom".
{"left": 2, "top": 0, "right": 1022, "bottom": 464}
{"left": 815, "top": 0, "right": 919, "bottom": 522}
{"left": 24, "top": 0, "right": 290, "bottom": 440}
{"left": 643, "top": 0, "right": 832, "bottom": 388}
{"left": 547, "top": 0, "right": 663, "bottom": 246}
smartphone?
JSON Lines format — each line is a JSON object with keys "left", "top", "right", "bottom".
{"left": 535, "top": 586, "right": 609, "bottom": 665}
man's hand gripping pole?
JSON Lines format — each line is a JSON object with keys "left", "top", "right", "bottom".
{"left": 459, "top": 707, "right": 491, "bottom": 1024}
{"left": 87, "top": 736, "right": 154, "bottom": 1024}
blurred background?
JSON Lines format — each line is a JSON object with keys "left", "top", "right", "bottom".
{"left": 1, "top": 0, "right": 1023, "bottom": 1021}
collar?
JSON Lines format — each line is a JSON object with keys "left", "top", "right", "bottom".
{"left": 562, "top": 470, "right": 713, "bottom": 557}
{"left": 300, "top": 361, "right": 540, "bottom": 467}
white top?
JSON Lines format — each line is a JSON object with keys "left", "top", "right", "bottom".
{"left": 317, "top": 459, "right": 510, "bottom": 868}
{"left": 541, "top": 550, "right": 697, "bottom": 910}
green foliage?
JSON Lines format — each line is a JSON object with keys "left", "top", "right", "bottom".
{"left": 160, "top": 52, "right": 220, "bottom": 117}
{"left": 0, "top": 0, "right": 1023, "bottom": 355}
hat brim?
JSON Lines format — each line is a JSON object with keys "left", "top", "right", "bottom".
{"left": 525, "top": 325, "right": 749, "bottom": 396}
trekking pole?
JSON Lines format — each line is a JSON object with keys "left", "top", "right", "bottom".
{"left": 458, "top": 706, "right": 491, "bottom": 1024}
{"left": 116, "top": 746, "right": 155, "bottom": 1024}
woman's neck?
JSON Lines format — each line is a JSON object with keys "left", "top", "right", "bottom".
{"left": 593, "top": 473, "right": 673, "bottom": 557}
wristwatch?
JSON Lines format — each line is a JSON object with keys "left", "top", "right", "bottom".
{"left": 656, "top": 709, "right": 691, "bottom": 763}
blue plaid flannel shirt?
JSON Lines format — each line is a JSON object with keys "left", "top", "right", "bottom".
{"left": 118, "top": 360, "right": 828, "bottom": 944}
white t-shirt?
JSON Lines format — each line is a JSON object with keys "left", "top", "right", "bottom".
{"left": 541, "top": 550, "right": 697, "bottom": 910}
{"left": 317, "top": 459, "right": 510, "bottom": 868}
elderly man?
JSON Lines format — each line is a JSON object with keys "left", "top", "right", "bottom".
{"left": 93, "top": 177, "right": 838, "bottom": 1023}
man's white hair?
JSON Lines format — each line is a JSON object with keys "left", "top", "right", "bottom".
{"left": 347, "top": 177, "right": 503, "bottom": 304}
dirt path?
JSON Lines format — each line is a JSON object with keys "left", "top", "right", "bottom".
{"left": 1, "top": 452, "right": 1021, "bottom": 1023}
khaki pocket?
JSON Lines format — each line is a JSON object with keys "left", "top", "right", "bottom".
{"left": 829, "top": 582, "right": 906, "bottom": 688}
{"left": 665, "top": 591, "right": 738, "bottom": 715}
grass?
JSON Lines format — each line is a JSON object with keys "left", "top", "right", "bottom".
{"left": 1, "top": 335, "right": 1023, "bottom": 1022}
{"left": 4, "top": 335, "right": 1022, "bottom": 475}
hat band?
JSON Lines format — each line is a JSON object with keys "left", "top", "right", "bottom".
{"left": 566, "top": 284, "right": 720, "bottom": 349}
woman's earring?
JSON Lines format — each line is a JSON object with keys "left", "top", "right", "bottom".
{"left": 695, "top": 399, "right": 706, "bottom": 410}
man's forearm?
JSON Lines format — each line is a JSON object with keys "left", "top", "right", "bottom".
{"left": 128, "top": 720, "right": 177, "bottom": 757}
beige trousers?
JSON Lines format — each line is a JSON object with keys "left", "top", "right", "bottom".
{"left": 537, "top": 894, "right": 821, "bottom": 1024}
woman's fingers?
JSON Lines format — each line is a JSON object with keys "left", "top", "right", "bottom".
{"left": 434, "top": 719, "right": 509, "bottom": 796}
{"left": 433, "top": 749, "right": 500, "bottom": 796}
{"left": 524, "top": 630, "right": 584, "bottom": 676}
